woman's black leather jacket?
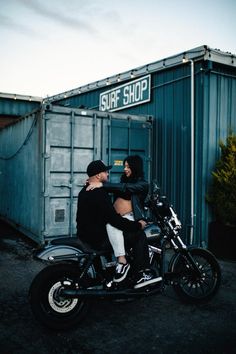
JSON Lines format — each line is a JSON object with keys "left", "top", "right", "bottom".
{"left": 103, "top": 178, "right": 149, "bottom": 220}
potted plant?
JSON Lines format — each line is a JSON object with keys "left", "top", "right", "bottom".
{"left": 207, "top": 132, "right": 236, "bottom": 260}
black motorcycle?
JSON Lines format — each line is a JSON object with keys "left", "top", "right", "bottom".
{"left": 29, "top": 181, "right": 221, "bottom": 330}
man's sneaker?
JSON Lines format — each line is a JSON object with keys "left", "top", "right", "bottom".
{"left": 134, "top": 270, "right": 162, "bottom": 289}
{"left": 113, "top": 263, "right": 130, "bottom": 283}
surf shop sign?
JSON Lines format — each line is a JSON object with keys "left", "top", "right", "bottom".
{"left": 99, "top": 75, "right": 151, "bottom": 112}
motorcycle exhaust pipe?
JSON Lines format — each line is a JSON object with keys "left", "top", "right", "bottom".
{"left": 61, "top": 286, "right": 161, "bottom": 299}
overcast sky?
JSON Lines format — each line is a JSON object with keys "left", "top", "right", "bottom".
{"left": 0, "top": 0, "right": 235, "bottom": 98}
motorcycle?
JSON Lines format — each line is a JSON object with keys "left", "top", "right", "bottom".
{"left": 29, "top": 181, "right": 221, "bottom": 330}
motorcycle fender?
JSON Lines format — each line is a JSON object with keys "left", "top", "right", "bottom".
{"left": 168, "top": 252, "right": 181, "bottom": 273}
{"left": 34, "top": 245, "right": 85, "bottom": 262}
{"left": 168, "top": 247, "right": 204, "bottom": 273}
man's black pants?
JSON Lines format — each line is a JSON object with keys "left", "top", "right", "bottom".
{"left": 123, "top": 230, "right": 150, "bottom": 274}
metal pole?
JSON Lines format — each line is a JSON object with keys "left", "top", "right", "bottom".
{"left": 69, "top": 111, "right": 75, "bottom": 237}
{"left": 182, "top": 56, "right": 195, "bottom": 244}
{"left": 189, "top": 59, "right": 195, "bottom": 244}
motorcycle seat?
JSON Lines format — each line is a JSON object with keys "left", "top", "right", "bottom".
{"left": 50, "top": 237, "right": 112, "bottom": 256}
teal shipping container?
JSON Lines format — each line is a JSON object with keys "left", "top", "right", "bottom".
{"left": 46, "top": 45, "right": 236, "bottom": 246}
{"left": 0, "top": 105, "right": 152, "bottom": 244}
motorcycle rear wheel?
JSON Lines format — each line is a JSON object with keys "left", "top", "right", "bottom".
{"left": 29, "top": 263, "right": 91, "bottom": 330}
{"left": 171, "top": 248, "right": 221, "bottom": 303}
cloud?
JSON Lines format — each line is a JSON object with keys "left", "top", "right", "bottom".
{"left": 0, "top": 13, "right": 39, "bottom": 37}
{"left": 18, "top": 0, "right": 96, "bottom": 35}
{"left": 0, "top": 0, "right": 125, "bottom": 41}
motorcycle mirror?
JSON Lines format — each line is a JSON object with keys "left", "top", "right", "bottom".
{"left": 152, "top": 180, "right": 161, "bottom": 194}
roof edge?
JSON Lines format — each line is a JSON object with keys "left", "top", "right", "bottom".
{"left": 45, "top": 45, "right": 236, "bottom": 103}
{"left": 0, "top": 92, "right": 42, "bottom": 102}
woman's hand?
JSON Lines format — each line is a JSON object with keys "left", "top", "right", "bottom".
{"left": 138, "top": 220, "right": 147, "bottom": 229}
{"left": 86, "top": 181, "right": 103, "bottom": 191}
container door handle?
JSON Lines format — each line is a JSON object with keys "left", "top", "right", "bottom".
{"left": 53, "top": 183, "right": 72, "bottom": 188}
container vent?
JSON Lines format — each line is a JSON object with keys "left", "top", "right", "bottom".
{"left": 55, "top": 209, "right": 65, "bottom": 223}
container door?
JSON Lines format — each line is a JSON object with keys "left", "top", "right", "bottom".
{"left": 43, "top": 106, "right": 152, "bottom": 239}
{"left": 43, "top": 108, "right": 100, "bottom": 238}
{"left": 103, "top": 117, "right": 152, "bottom": 182}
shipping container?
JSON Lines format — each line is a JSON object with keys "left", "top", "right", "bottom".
{"left": 45, "top": 45, "right": 236, "bottom": 246}
{"left": 0, "top": 104, "right": 152, "bottom": 244}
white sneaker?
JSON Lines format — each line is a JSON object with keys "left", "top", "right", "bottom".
{"left": 113, "top": 263, "right": 130, "bottom": 283}
{"left": 134, "top": 270, "right": 162, "bottom": 289}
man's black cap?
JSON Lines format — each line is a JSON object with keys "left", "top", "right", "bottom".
{"left": 87, "top": 160, "right": 112, "bottom": 177}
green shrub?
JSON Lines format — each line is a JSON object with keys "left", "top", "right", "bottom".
{"left": 207, "top": 133, "right": 236, "bottom": 226}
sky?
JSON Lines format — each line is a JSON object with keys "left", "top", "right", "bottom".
{"left": 0, "top": 0, "right": 235, "bottom": 98}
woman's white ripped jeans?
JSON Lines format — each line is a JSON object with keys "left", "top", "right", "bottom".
{"left": 106, "top": 212, "right": 134, "bottom": 257}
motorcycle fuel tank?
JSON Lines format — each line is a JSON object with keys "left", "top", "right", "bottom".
{"left": 144, "top": 223, "right": 161, "bottom": 242}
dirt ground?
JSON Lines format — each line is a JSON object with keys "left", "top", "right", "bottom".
{"left": 0, "top": 220, "right": 236, "bottom": 354}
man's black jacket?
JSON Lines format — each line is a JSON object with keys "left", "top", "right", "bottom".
{"left": 76, "top": 186, "right": 142, "bottom": 249}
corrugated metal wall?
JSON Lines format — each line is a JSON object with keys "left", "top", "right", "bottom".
{"left": 52, "top": 60, "right": 236, "bottom": 246}
{"left": 196, "top": 62, "right": 236, "bottom": 246}
{"left": 0, "top": 111, "right": 42, "bottom": 239}
{"left": 0, "top": 95, "right": 41, "bottom": 128}
{"left": 0, "top": 98, "right": 40, "bottom": 117}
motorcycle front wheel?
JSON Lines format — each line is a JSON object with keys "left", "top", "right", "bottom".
{"left": 170, "top": 248, "right": 221, "bottom": 303}
{"left": 29, "top": 263, "right": 91, "bottom": 330}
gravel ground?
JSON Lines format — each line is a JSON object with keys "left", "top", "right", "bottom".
{"left": 0, "top": 220, "right": 236, "bottom": 354}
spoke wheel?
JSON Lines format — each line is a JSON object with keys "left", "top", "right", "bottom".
{"left": 29, "top": 263, "right": 92, "bottom": 330}
{"left": 172, "top": 248, "right": 221, "bottom": 303}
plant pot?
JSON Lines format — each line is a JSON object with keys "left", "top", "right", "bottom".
{"left": 208, "top": 221, "right": 236, "bottom": 261}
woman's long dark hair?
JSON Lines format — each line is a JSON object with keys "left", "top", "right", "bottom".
{"left": 120, "top": 155, "right": 144, "bottom": 182}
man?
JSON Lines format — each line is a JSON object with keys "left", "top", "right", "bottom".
{"left": 76, "top": 160, "right": 161, "bottom": 288}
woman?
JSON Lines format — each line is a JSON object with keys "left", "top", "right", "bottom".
{"left": 87, "top": 155, "right": 161, "bottom": 288}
